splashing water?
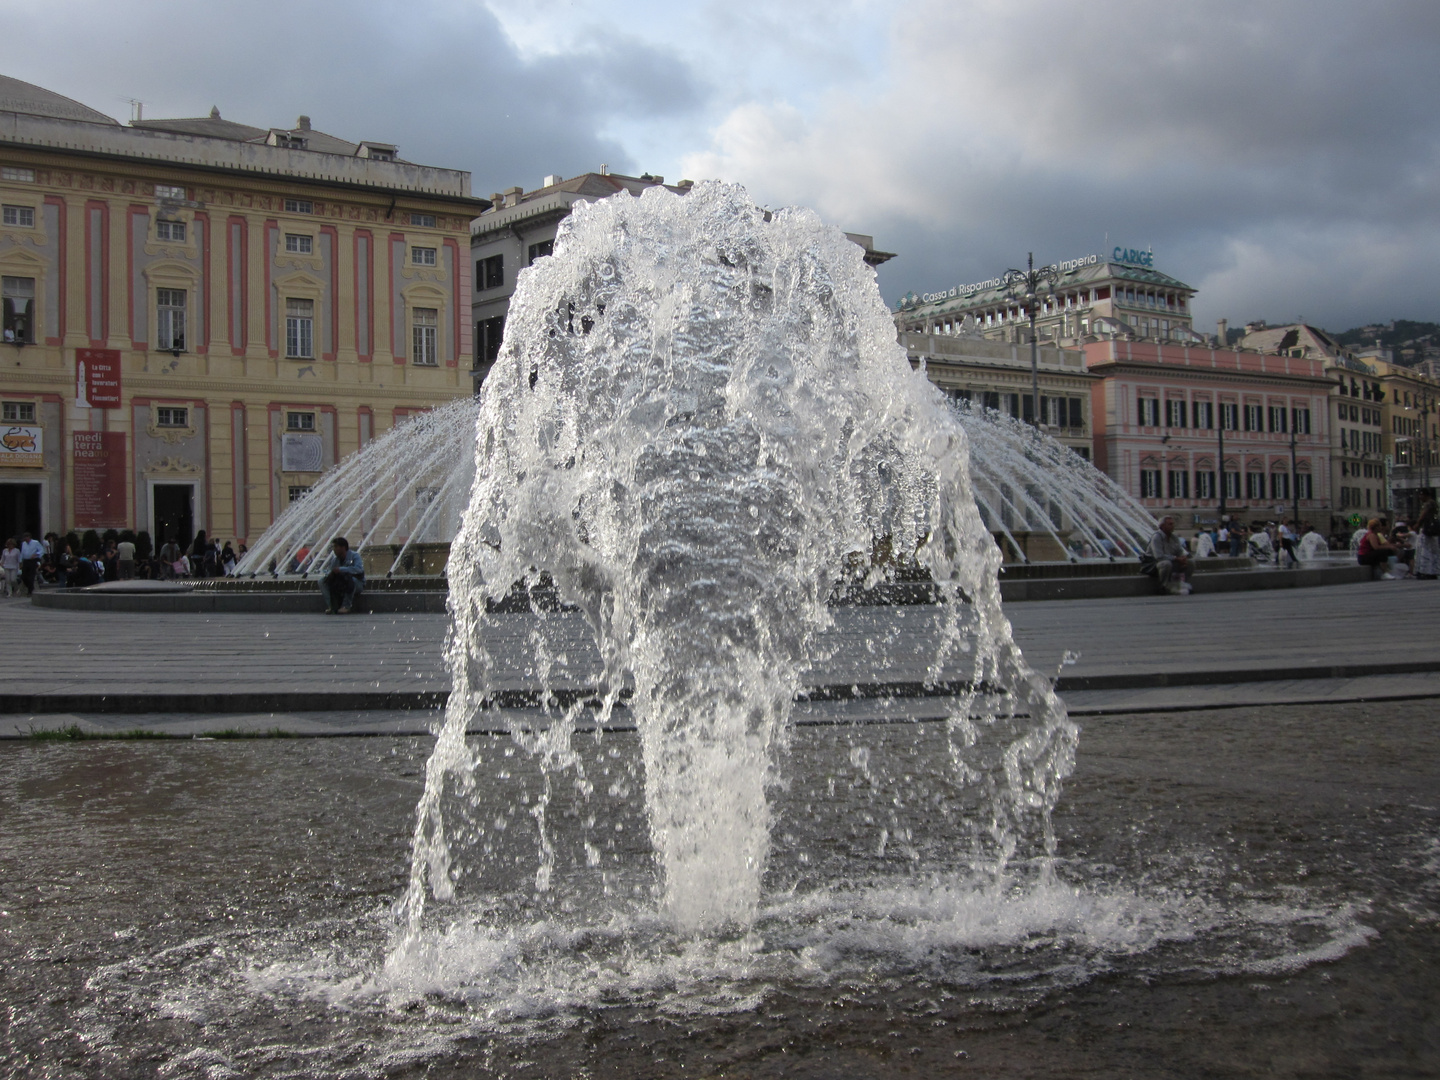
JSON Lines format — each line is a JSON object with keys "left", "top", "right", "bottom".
{"left": 236, "top": 368, "right": 1153, "bottom": 576}
{"left": 235, "top": 398, "right": 479, "bottom": 578}
{"left": 395, "top": 182, "right": 1075, "bottom": 941}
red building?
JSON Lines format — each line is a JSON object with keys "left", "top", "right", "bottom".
{"left": 1084, "top": 340, "right": 1334, "bottom": 530}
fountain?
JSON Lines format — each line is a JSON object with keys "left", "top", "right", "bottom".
{"left": 236, "top": 361, "right": 1152, "bottom": 582}
{"left": 0, "top": 182, "right": 1393, "bottom": 1077}
{"left": 389, "top": 181, "right": 1075, "bottom": 947}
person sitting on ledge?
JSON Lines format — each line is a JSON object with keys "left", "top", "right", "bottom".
{"left": 1356, "top": 518, "right": 1398, "bottom": 579}
{"left": 320, "top": 536, "right": 365, "bottom": 614}
{"left": 1140, "top": 516, "right": 1191, "bottom": 595}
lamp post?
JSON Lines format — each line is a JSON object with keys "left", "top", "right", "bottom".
{"left": 1217, "top": 408, "right": 1227, "bottom": 523}
{"left": 1002, "top": 253, "right": 1059, "bottom": 428}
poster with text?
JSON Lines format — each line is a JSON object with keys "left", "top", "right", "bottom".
{"left": 0, "top": 424, "right": 44, "bottom": 467}
{"left": 73, "top": 431, "right": 127, "bottom": 527}
{"left": 76, "top": 348, "right": 122, "bottom": 408}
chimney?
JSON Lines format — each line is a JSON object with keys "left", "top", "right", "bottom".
{"left": 1217, "top": 318, "right": 1228, "bottom": 345}
{"left": 503, "top": 185, "right": 523, "bottom": 205}
{"left": 599, "top": 163, "right": 609, "bottom": 176}
{"left": 542, "top": 174, "right": 562, "bottom": 188}
{"left": 489, "top": 193, "right": 503, "bottom": 208}
{"left": 210, "top": 106, "right": 221, "bottom": 119}
{"left": 296, "top": 115, "right": 312, "bottom": 131}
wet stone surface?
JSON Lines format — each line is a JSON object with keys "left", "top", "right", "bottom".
{"left": 1, "top": 700, "right": 1437, "bottom": 1078}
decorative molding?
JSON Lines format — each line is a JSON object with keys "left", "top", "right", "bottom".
{"left": 0, "top": 225, "right": 47, "bottom": 247}
{"left": 274, "top": 252, "right": 323, "bottom": 272}
{"left": 146, "top": 455, "right": 202, "bottom": 476}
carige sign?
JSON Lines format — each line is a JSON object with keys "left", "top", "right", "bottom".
{"left": 1113, "top": 246, "right": 1153, "bottom": 268}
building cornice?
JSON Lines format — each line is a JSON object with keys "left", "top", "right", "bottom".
{"left": 1086, "top": 359, "right": 1336, "bottom": 390}
{"left": 0, "top": 111, "right": 488, "bottom": 211}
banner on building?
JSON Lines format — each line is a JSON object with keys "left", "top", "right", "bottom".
{"left": 281, "top": 432, "right": 324, "bottom": 472}
{"left": 76, "top": 348, "right": 122, "bottom": 408}
{"left": 0, "top": 425, "right": 44, "bottom": 467}
{"left": 73, "top": 431, "right": 127, "bottom": 527}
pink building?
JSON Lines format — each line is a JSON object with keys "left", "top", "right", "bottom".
{"left": 1083, "top": 340, "right": 1334, "bottom": 530}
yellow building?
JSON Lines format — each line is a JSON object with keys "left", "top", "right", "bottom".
{"left": 1367, "top": 356, "right": 1440, "bottom": 520}
{"left": 0, "top": 76, "right": 486, "bottom": 547}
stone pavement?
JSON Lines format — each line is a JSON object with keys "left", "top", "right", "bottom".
{"left": 0, "top": 579, "right": 1436, "bottom": 732}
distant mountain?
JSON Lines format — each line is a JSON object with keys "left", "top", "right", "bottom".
{"left": 1330, "top": 320, "right": 1440, "bottom": 367}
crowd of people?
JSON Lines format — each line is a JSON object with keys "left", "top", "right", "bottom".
{"left": 1141, "top": 488, "right": 1440, "bottom": 594}
{"left": 0, "top": 529, "right": 247, "bottom": 596}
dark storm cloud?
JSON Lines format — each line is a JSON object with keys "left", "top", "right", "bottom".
{"left": 0, "top": 0, "right": 704, "bottom": 196}
{"left": 691, "top": 0, "right": 1440, "bottom": 330}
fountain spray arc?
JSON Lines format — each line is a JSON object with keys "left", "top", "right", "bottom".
{"left": 397, "top": 183, "right": 1076, "bottom": 935}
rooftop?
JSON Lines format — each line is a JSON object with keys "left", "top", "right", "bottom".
{"left": 0, "top": 75, "right": 483, "bottom": 203}
{"left": 897, "top": 258, "right": 1196, "bottom": 316}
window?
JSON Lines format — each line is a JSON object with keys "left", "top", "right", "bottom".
{"left": 156, "top": 219, "right": 186, "bottom": 242}
{"left": 1223, "top": 471, "right": 1241, "bottom": 499}
{"left": 156, "top": 288, "right": 186, "bottom": 351}
{"left": 2, "top": 401, "right": 35, "bottom": 422}
{"left": 1167, "top": 470, "right": 1189, "bottom": 499}
{"left": 1192, "top": 401, "right": 1213, "bottom": 429}
{"left": 1244, "top": 404, "right": 1263, "bottom": 431}
{"left": 1220, "top": 403, "right": 1238, "bottom": 430}
{"left": 1268, "top": 405, "right": 1287, "bottom": 433}
{"left": 412, "top": 247, "right": 437, "bottom": 267}
{"left": 285, "top": 297, "right": 314, "bottom": 359}
{"left": 476, "top": 314, "right": 505, "bottom": 365}
{"left": 981, "top": 390, "right": 1001, "bottom": 412}
{"left": 155, "top": 184, "right": 186, "bottom": 200}
{"left": 2, "top": 205, "right": 34, "bottom": 227}
{"left": 286, "top": 411, "right": 315, "bottom": 431}
{"left": 1140, "top": 469, "right": 1162, "bottom": 498}
{"left": 410, "top": 213, "right": 437, "bottom": 228}
{"left": 1195, "top": 471, "right": 1215, "bottom": 499}
{"left": 283, "top": 198, "right": 313, "bottom": 214}
{"left": 2, "top": 276, "right": 35, "bottom": 343}
{"left": 479, "top": 253, "right": 504, "bottom": 290}
{"left": 156, "top": 406, "right": 188, "bottom": 427}
{"left": 288, "top": 485, "right": 313, "bottom": 503}
{"left": 1, "top": 166, "right": 35, "bottom": 182}
{"left": 1292, "top": 407, "right": 1311, "bottom": 434}
{"left": 285, "top": 233, "right": 313, "bottom": 254}
{"left": 412, "top": 307, "right": 438, "bottom": 366}
{"left": 1137, "top": 397, "right": 1160, "bottom": 427}
{"left": 527, "top": 239, "right": 554, "bottom": 265}
{"left": 1271, "top": 473, "right": 1290, "bottom": 500}
{"left": 1246, "top": 472, "right": 1266, "bottom": 500}
{"left": 1068, "top": 397, "right": 1083, "bottom": 428}
{"left": 1296, "top": 474, "right": 1312, "bottom": 500}
{"left": 1166, "top": 399, "right": 1187, "bottom": 427}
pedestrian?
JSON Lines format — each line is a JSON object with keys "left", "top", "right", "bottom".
{"left": 319, "top": 536, "right": 365, "bottom": 614}
{"left": 1, "top": 537, "right": 19, "bottom": 596}
{"left": 116, "top": 534, "right": 136, "bottom": 580}
{"left": 158, "top": 536, "right": 180, "bottom": 580}
{"left": 1277, "top": 520, "right": 1297, "bottom": 568}
{"left": 18, "top": 532, "right": 43, "bottom": 595}
{"left": 190, "top": 530, "right": 209, "bottom": 578}
{"left": 221, "top": 542, "right": 237, "bottom": 576}
{"left": 1415, "top": 489, "right": 1439, "bottom": 580}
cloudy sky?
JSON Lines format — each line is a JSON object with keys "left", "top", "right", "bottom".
{"left": 4, "top": 0, "right": 1436, "bottom": 332}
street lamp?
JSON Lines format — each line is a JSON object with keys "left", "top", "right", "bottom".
{"left": 1002, "top": 253, "right": 1059, "bottom": 428}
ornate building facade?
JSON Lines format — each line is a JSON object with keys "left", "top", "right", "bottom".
{"left": 894, "top": 249, "right": 1203, "bottom": 347}
{"left": 0, "top": 76, "right": 487, "bottom": 546}
{"left": 1084, "top": 340, "right": 1334, "bottom": 530}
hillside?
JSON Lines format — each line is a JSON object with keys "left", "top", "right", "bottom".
{"left": 1330, "top": 320, "right": 1440, "bottom": 367}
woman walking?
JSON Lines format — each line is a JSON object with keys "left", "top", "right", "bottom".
{"left": 1415, "top": 489, "right": 1439, "bottom": 580}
